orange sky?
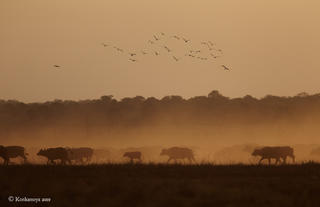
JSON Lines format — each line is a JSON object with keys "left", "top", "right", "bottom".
{"left": 1, "top": 0, "right": 320, "bottom": 102}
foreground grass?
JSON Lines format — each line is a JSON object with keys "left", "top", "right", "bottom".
{"left": 1, "top": 163, "right": 320, "bottom": 207}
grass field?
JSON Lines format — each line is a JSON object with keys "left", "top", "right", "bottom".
{"left": 1, "top": 163, "right": 320, "bottom": 207}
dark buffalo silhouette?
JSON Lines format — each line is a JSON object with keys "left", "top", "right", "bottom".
{"left": 37, "top": 147, "right": 71, "bottom": 165}
{"left": 160, "top": 147, "right": 195, "bottom": 163}
{"left": 68, "top": 147, "right": 93, "bottom": 164}
{"left": 0, "top": 145, "right": 28, "bottom": 165}
{"left": 123, "top": 151, "right": 142, "bottom": 163}
{"left": 252, "top": 146, "right": 295, "bottom": 165}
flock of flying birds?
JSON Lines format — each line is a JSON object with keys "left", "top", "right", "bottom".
{"left": 54, "top": 32, "right": 231, "bottom": 71}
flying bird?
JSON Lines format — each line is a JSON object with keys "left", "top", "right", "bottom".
{"left": 153, "top": 35, "right": 160, "bottom": 41}
{"left": 172, "top": 56, "right": 179, "bottom": 61}
{"left": 101, "top": 43, "right": 109, "bottom": 47}
{"left": 201, "top": 42, "right": 212, "bottom": 50}
{"left": 211, "top": 47, "right": 223, "bottom": 54}
{"left": 172, "top": 35, "right": 180, "bottom": 40}
{"left": 164, "top": 46, "right": 171, "bottom": 52}
{"left": 221, "top": 65, "right": 230, "bottom": 70}
{"left": 182, "top": 38, "right": 190, "bottom": 43}
{"left": 53, "top": 65, "right": 61, "bottom": 68}
{"left": 208, "top": 41, "right": 215, "bottom": 47}
{"left": 210, "top": 54, "right": 220, "bottom": 59}
{"left": 128, "top": 53, "right": 136, "bottom": 56}
{"left": 114, "top": 46, "right": 123, "bottom": 52}
{"left": 185, "top": 54, "right": 195, "bottom": 57}
{"left": 154, "top": 51, "right": 160, "bottom": 56}
{"left": 129, "top": 58, "right": 137, "bottom": 62}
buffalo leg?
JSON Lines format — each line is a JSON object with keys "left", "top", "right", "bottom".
{"left": 48, "top": 159, "right": 55, "bottom": 165}
{"left": 282, "top": 156, "right": 287, "bottom": 164}
{"left": 4, "top": 158, "right": 9, "bottom": 165}
{"left": 61, "top": 159, "right": 66, "bottom": 165}
{"left": 291, "top": 155, "right": 295, "bottom": 163}
{"left": 67, "top": 159, "right": 72, "bottom": 165}
{"left": 259, "top": 157, "right": 264, "bottom": 165}
{"left": 80, "top": 158, "right": 85, "bottom": 165}
{"left": 21, "top": 155, "right": 28, "bottom": 164}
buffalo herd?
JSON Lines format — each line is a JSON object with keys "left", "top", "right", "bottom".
{"left": 0, "top": 145, "right": 303, "bottom": 166}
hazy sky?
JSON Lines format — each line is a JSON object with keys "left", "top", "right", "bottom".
{"left": 1, "top": 0, "right": 320, "bottom": 102}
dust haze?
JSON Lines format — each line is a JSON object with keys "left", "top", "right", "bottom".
{"left": 1, "top": 90, "right": 320, "bottom": 164}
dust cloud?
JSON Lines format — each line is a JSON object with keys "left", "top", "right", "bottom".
{"left": 1, "top": 91, "right": 320, "bottom": 164}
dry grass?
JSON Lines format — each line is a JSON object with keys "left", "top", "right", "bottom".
{"left": 1, "top": 163, "right": 320, "bottom": 207}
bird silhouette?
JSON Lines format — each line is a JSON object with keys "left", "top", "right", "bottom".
{"left": 211, "top": 47, "right": 223, "bottom": 53}
{"left": 221, "top": 65, "right": 230, "bottom": 70}
{"left": 182, "top": 38, "right": 190, "bottom": 43}
{"left": 164, "top": 46, "right": 171, "bottom": 52}
{"left": 172, "top": 35, "right": 180, "bottom": 40}
{"left": 53, "top": 65, "right": 60, "bottom": 68}
{"left": 210, "top": 54, "right": 219, "bottom": 59}
{"left": 129, "top": 58, "right": 137, "bottom": 62}
{"left": 153, "top": 35, "right": 160, "bottom": 41}
{"left": 190, "top": 50, "right": 200, "bottom": 54}
{"left": 114, "top": 46, "right": 124, "bottom": 52}
{"left": 128, "top": 53, "right": 136, "bottom": 56}
{"left": 208, "top": 41, "right": 215, "bottom": 47}
{"left": 173, "top": 56, "right": 179, "bottom": 61}
{"left": 154, "top": 51, "right": 160, "bottom": 56}
{"left": 201, "top": 42, "right": 212, "bottom": 50}
{"left": 102, "top": 43, "right": 109, "bottom": 47}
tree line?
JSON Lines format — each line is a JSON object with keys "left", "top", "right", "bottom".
{"left": 1, "top": 90, "right": 320, "bottom": 135}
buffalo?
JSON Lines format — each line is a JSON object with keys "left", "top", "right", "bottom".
{"left": 123, "top": 151, "right": 142, "bottom": 163}
{"left": 67, "top": 147, "right": 94, "bottom": 164}
{"left": 252, "top": 146, "right": 295, "bottom": 165}
{"left": 0, "top": 145, "right": 28, "bottom": 165}
{"left": 37, "top": 147, "right": 71, "bottom": 165}
{"left": 160, "top": 147, "right": 195, "bottom": 163}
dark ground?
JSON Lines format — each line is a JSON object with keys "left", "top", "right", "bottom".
{"left": 1, "top": 163, "right": 320, "bottom": 207}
